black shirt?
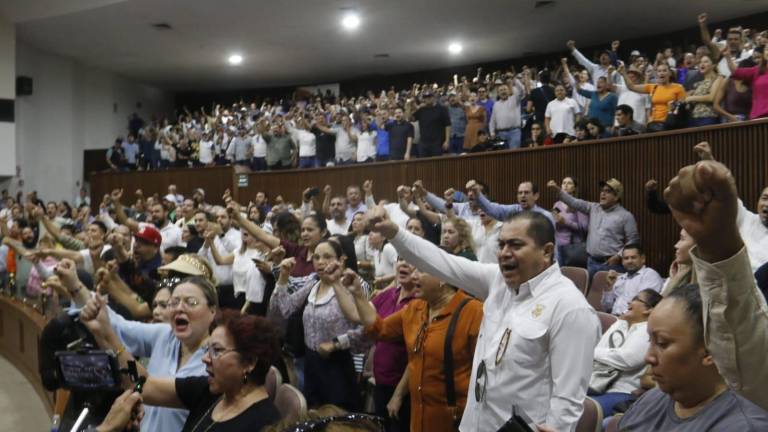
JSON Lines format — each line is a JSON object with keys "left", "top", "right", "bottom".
{"left": 529, "top": 86, "right": 556, "bottom": 123}
{"left": 413, "top": 104, "right": 451, "bottom": 144}
{"left": 311, "top": 126, "right": 336, "bottom": 161}
{"left": 385, "top": 120, "right": 415, "bottom": 159}
{"left": 177, "top": 376, "right": 280, "bottom": 432}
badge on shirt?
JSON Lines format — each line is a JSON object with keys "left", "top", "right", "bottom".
{"left": 531, "top": 304, "right": 545, "bottom": 319}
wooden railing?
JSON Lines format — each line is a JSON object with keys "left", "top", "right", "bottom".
{"left": 91, "top": 119, "right": 768, "bottom": 272}
{"left": 0, "top": 294, "right": 54, "bottom": 415}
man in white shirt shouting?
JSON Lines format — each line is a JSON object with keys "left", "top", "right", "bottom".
{"left": 369, "top": 206, "right": 600, "bottom": 431}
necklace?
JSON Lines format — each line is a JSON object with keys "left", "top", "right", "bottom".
{"left": 190, "top": 395, "right": 223, "bottom": 432}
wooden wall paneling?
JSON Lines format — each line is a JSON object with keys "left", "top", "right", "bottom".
{"left": 87, "top": 119, "right": 768, "bottom": 275}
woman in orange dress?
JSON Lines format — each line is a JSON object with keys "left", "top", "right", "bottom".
{"left": 464, "top": 93, "right": 487, "bottom": 150}
{"left": 337, "top": 268, "right": 482, "bottom": 432}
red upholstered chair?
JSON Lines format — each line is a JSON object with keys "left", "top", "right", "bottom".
{"left": 561, "top": 266, "right": 589, "bottom": 295}
{"left": 274, "top": 383, "right": 307, "bottom": 423}
{"left": 576, "top": 396, "right": 604, "bottom": 432}
{"left": 586, "top": 271, "right": 612, "bottom": 312}
{"left": 265, "top": 366, "right": 283, "bottom": 402}
{"left": 596, "top": 312, "right": 618, "bottom": 334}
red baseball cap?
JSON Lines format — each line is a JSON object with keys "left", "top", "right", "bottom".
{"left": 134, "top": 225, "right": 162, "bottom": 247}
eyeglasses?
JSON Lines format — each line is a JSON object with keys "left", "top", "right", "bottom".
{"left": 202, "top": 344, "right": 237, "bottom": 360}
{"left": 158, "top": 276, "right": 182, "bottom": 290}
{"left": 286, "top": 414, "right": 385, "bottom": 432}
{"left": 631, "top": 296, "right": 651, "bottom": 308}
{"left": 168, "top": 296, "right": 203, "bottom": 309}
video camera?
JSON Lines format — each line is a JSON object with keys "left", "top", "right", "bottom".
{"left": 40, "top": 311, "right": 144, "bottom": 431}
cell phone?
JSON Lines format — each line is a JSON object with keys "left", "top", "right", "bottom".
{"left": 55, "top": 350, "right": 122, "bottom": 391}
{"left": 306, "top": 187, "right": 321, "bottom": 199}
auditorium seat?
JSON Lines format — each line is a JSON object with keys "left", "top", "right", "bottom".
{"left": 561, "top": 266, "right": 589, "bottom": 294}
{"left": 596, "top": 312, "right": 618, "bottom": 334}
{"left": 274, "top": 383, "right": 307, "bottom": 423}
{"left": 575, "top": 396, "right": 604, "bottom": 432}
{"left": 605, "top": 414, "right": 623, "bottom": 432}
{"left": 266, "top": 366, "right": 283, "bottom": 402}
{"left": 586, "top": 271, "right": 611, "bottom": 312}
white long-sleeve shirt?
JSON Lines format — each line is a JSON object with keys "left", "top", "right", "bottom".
{"left": 571, "top": 48, "right": 611, "bottom": 85}
{"left": 389, "top": 228, "right": 600, "bottom": 432}
{"left": 736, "top": 200, "right": 768, "bottom": 273}
{"left": 602, "top": 266, "right": 663, "bottom": 315}
{"left": 592, "top": 320, "right": 649, "bottom": 394}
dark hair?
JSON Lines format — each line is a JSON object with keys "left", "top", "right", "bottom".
{"left": 666, "top": 283, "right": 704, "bottom": 345}
{"left": 586, "top": 117, "right": 605, "bottom": 135}
{"left": 194, "top": 209, "right": 211, "bottom": 219}
{"left": 90, "top": 220, "right": 108, "bottom": 234}
{"left": 315, "top": 238, "right": 346, "bottom": 262}
{"left": 328, "top": 234, "right": 358, "bottom": 273}
{"left": 163, "top": 246, "right": 187, "bottom": 261}
{"left": 274, "top": 212, "right": 301, "bottom": 243}
{"left": 303, "top": 214, "right": 329, "bottom": 237}
{"left": 638, "top": 288, "right": 663, "bottom": 308}
{"left": 623, "top": 243, "right": 644, "bottom": 256}
{"left": 616, "top": 104, "right": 634, "bottom": 117}
{"left": 539, "top": 69, "right": 551, "bottom": 84}
{"left": 173, "top": 276, "right": 219, "bottom": 308}
{"left": 61, "top": 224, "right": 77, "bottom": 234}
{"left": 505, "top": 211, "right": 555, "bottom": 251}
{"left": 213, "top": 310, "right": 278, "bottom": 386}
{"left": 519, "top": 181, "right": 539, "bottom": 194}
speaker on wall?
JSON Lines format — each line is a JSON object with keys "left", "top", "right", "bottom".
{"left": 16, "top": 76, "right": 33, "bottom": 96}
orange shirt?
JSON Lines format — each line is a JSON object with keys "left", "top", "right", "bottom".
{"left": 368, "top": 291, "right": 483, "bottom": 432}
{"left": 644, "top": 83, "right": 686, "bottom": 122}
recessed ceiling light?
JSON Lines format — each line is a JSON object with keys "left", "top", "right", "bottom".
{"left": 228, "top": 54, "right": 243, "bottom": 66}
{"left": 448, "top": 42, "right": 463, "bottom": 55}
{"left": 341, "top": 13, "right": 361, "bottom": 30}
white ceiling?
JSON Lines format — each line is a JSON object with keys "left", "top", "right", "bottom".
{"left": 3, "top": 0, "right": 767, "bottom": 91}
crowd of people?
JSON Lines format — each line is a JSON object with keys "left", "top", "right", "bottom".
{"left": 3, "top": 131, "right": 768, "bottom": 430}
{"left": 1, "top": 10, "right": 768, "bottom": 432}
{"left": 105, "top": 13, "right": 768, "bottom": 174}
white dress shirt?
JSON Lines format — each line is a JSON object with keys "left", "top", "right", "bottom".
{"left": 467, "top": 218, "right": 503, "bottom": 264}
{"left": 736, "top": 200, "right": 768, "bottom": 273}
{"left": 390, "top": 228, "right": 600, "bottom": 432}
{"left": 592, "top": 320, "right": 649, "bottom": 394}
{"left": 198, "top": 236, "right": 234, "bottom": 285}
{"left": 602, "top": 266, "right": 663, "bottom": 315}
{"left": 326, "top": 218, "right": 351, "bottom": 236}
{"left": 222, "top": 227, "right": 242, "bottom": 252}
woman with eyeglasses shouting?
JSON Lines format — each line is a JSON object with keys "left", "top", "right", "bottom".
{"left": 81, "top": 297, "right": 281, "bottom": 432}
{"left": 335, "top": 267, "right": 482, "bottom": 432}
{"left": 79, "top": 276, "right": 218, "bottom": 431}
{"left": 588, "top": 288, "right": 663, "bottom": 418}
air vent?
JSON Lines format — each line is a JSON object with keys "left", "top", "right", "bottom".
{"left": 151, "top": 22, "right": 173, "bottom": 31}
{"left": 373, "top": 53, "right": 390, "bottom": 58}
{"left": 534, "top": 1, "right": 556, "bottom": 8}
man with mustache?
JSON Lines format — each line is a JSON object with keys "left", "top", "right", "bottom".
{"left": 369, "top": 206, "right": 600, "bottom": 431}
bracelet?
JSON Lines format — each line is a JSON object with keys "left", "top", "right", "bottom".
{"left": 115, "top": 345, "right": 126, "bottom": 357}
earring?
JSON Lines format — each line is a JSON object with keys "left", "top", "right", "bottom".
{"left": 242, "top": 372, "right": 248, "bottom": 384}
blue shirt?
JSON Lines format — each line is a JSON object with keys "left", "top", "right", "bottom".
{"left": 372, "top": 121, "right": 390, "bottom": 156}
{"left": 122, "top": 141, "right": 140, "bottom": 165}
{"left": 576, "top": 89, "right": 618, "bottom": 128}
{"left": 448, "top": 105, "right": 467, "bottom": 137}
{"left": 478, "top": 99, "right": 494, "bottom": 122}
{"left": 108, "top": 308, "right": 207, "bottom": 432}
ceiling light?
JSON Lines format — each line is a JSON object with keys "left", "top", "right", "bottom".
{"left": 341, "top": 13, "right": 361, "bottom": 30}
{"left": 228, "top": 54, "right": 243, "bottom": 66}
{"left": 448, "top": 42, "right": 463, "bottom": 55}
